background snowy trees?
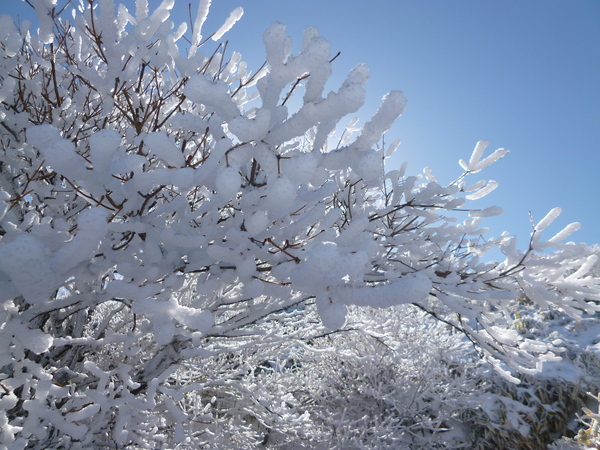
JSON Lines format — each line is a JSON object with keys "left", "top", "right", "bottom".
{"left": 0, "top": 0, "right": 599, "bottom": 447}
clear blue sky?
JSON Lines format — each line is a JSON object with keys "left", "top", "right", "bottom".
{"left": 3, "top": 0, "right": 599, "bottom": 251}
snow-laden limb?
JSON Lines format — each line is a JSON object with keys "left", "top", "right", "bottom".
{"left": 211, "top": 6, "right": 243, "bottom": 41}
{"left": 0, "top": 0, "right": 599, "bottom": 447}
{"left": 459, "top": 139, "right": 510, "bottom": 173}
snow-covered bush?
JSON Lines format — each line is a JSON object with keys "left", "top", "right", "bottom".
{"left": 0, "top": 0, "right": 599, "bottom": 447}
{"left": 577, "top": 392, "right": 600, "bottom": 448}
{"left": 549, "top": 391, "right": 600, "bottom": 449}
{"left": 470, "top": 268, "right": 600, "bottom": 448}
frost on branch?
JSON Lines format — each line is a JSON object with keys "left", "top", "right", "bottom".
{"left": 0, "top": 0, "right": 599, "bottom": 447}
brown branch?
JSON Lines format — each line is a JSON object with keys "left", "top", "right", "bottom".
{"left": 49, "top": 43, "right": 62, "bottom": 107}
{"left": 281, "top": 73, "right": 310, "bottom": 106}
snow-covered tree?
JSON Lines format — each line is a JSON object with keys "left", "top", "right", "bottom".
{"left": 0, "top": 0, "right": 598, "bottom": 447}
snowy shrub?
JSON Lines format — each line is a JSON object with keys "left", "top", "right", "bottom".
{"left": 548, "top": 391, "right": 600, "bottom": 450}
{"left": 471, "top": 281, "right": 600, "bottom": 449}
{"left": 577, "top": 392, "right": 600, "bottom": 448}
{"left": 550, "top": 438, "right": 588, "bottom": 450}
{"left": 0, "top": 0, "right": 599, "bottom": 447}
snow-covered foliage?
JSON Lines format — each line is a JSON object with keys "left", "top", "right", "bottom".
{"left": 0, "top": 0, "right": 599, "bottom": 447}
{"left": 576, "top": 392, "right": 600, "bottom": 448}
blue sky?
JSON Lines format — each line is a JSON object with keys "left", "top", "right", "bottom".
{"left": 3, "top": 0, "right": 599, "bottom": 252}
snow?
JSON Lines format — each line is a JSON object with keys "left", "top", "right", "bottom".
{"left": 535, "top": 207, "right": 562, "bottom": 232}
{"left": 384, "top": 138, "right": 401, "bottom": 158}
{"left": 286, "top": 152, "right": 319, "bottom": 185}
{"left": 567, "top": 254, "right": 598, "bottom": 280}
{"left": 228, "top": 108, "right": 272, "bottom": 142}
{"left": 303, "top": 61, "right": 331, "bottom": 103}
{"left": 253, "top": 142, "right": 278, "bottom": 175}
{"left": 316, "top": 295, "right": 347, "bottom": 329}
{"left": 469, "top": 206, "right": 503, "bottom": 218}
{"left": 335, "top": 272, "right": 432, "bottom": 308}
{"left": 170, "top": 167, "right": 195, "bottom": 191}
{"left": 135, "top": 0, "right": 149, "bottom": 21}
{"left": 26, "top": 124, "right": 62, "bottom": 150}
{"left": 161, "top": 228, "right": 206, "bottom": 248}
{"left": 41, "top": 138, "right": 88, "bottom": 180}
{"left": 184, "top": 74, "right": 240, "bottom": 121}
{"left": 352, "top": 150, "right": 383, "bottom": 183}
{"left": 0, "top": 15, "right": 21, "bottom": 58}
{"left": 549, "top": 222, "right": 581, "bottom": 243}
{"left": 350, "top": 90, "right": 406, "bottom": 152}
{"left": 172, "top": 306, "right": 214, "bottom": 332}
{"left": 88, "top": 129, "right": 121, "bottom": 171}
{"left": 33, "top": 0, "right": 57, "bottom": 44}
{"left": 132, "top": 298, "right": 176, "bottom": 344}
{"left": 132, "top": 297, "right": 213, "bottom": 342}
{"left": 215, "top": 166, "right": 241, "bottom": 200}
{"left": 299, "top": 241, "right": 341, "bottom": 283}
{"left": 243, "top": 278, "right": 264, "bottom": 297}
{"left": 7, "top": 320, "right": 53, "bottom": 354}
{"left": 109, "top": 154, "right": 146, "bottom": 174}
{"left": 463, "top": 179, "right": 486, "bottom": 192}
{"left": 65, "top": 403, "right": 100, "bottom": 422}
{"left": 336, "top": 219, "right": 367, "bottom": 246}
{"left": 264, "top": 175, "right": 296, "bottom": 210}
{"left": 190, "top": 0, "right": 211, "bottom": 50}
{"left": 444, "top": 197, "right": 466, "bottom": 210}
{"left": 474, "top": 148, "right": 510, "bottom": 172}
{"left": 53, "top": 207, "right": 108, "bottom": 276}
{"left": 143, "top": 131, "right": 185, "bottom": 167}
{"left": 460, "top": 141, "right": 509, "bottom": 173}
{"left": 245, "top": 210, "right": 270, "bottom": 236}
{"left": 235, "top": 253, "right": 257, "bottom": 279}
{"left": 464, "top": 140, "right": 489, "bottom": 172}
{"left": 0, "top": 233, "right": 56, "bottom": 305}
{"left": 265, "top": 80, "right": 366, "bottom": 146}
{"left": 465, "top": 180, "right": 499, "bottom": 200}
{"left": 211, "top": 7, "right": 243, "bottom": 41}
